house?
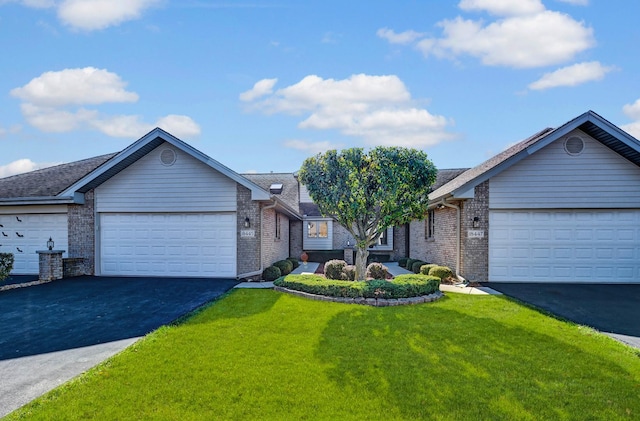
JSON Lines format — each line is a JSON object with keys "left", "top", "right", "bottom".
{"left": 0, "top": 128, "right": 300, "bottom": 279}
{"left": 2, "top": 110, "right": 639, "bottom": 283}
{"left": 410, "top": 110, "right": 640, "bottom": 283}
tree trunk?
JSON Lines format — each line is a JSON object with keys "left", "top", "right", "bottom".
{"left": 354, "top": 246, "right": 369, "bottom": 281}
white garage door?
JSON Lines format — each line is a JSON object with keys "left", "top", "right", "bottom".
{"left": 100, "top": 213, "right": 236, "bottom": 277}
{"left": 490, "top": 210, "right": 640, "bottom": 283}
{"left": 0, "top": 213, "right": 68, "bottom": 274}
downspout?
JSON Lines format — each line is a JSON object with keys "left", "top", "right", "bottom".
{"left": 439, "top": 199, "right": 464, "bottom": 282}
{"left": 236, "top": 201, "right": 277, "bottom": 280}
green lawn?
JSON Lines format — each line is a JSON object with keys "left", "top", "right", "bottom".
{"left": 6, "top": 290, "right": 640, "bottom": 420}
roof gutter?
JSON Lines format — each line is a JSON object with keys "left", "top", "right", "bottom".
{"left": 0, "top": 196, "right": 80, "bottom": 206}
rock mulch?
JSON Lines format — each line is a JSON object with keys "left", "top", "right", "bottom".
{"left": 274, "top": 285, "right": 443, "bottom": 307}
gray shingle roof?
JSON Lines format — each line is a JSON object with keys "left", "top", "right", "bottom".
{"left": 242, "top": 173, "right": 300, "bottom": 210}
{"left": 0, "top": 153, "right": 117, "bottom": 199}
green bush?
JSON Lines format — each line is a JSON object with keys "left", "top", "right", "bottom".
{"left": 287, "top": 257, "right": 300, "bottom": 270}
{"left": 411, "top": 260, "right": 427, "bottom": 274}
{"left": 0, "top": 253, "right": 14, "bottom": 282}
{"left": 398, "top": 257, "right": 409, "bottom": 268}
{"left": 366, "top": 262, "right": 388, "bottom": 280}
{"left": 429, "top": 266, "right": 454, "bottom": 281}
{"left": 343, "top": 265, "right": 356, "bottom": 281}
{"left": 420, "top": 264, "right": 438, "bottom": 276}
{"left": 273, "top": 259, "right": 293, "bottom": 276}
{"left": 274, "top": 273, "right": 440, "bottom": 299}
{"left": 262, "top": 265, "right": 282, "bottom": 282}
{"left": 405, "top": 258, "right": 416, "bottom": 270}
{"left": 324, "top": 259, "right": 347, "bottom": 280}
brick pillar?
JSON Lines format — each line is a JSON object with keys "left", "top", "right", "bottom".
{"left": 37, "top": 250, "right": 65, "bottom": 282}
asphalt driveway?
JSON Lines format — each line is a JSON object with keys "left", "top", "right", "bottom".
{"left": 486, "top": 283, "right": 640, "bottom": 349}
{"left": 0, "top": 276, "right": 238, "bottom": 416}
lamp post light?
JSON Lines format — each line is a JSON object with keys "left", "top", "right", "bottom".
{"left": 47, "top": 237, "right": 54, "bottom": 251}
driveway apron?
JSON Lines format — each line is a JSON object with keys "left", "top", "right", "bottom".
{"left": 486, "top": 283, "right": 640, "bottom": 349}
{"left": 0, "top": 276, "right": 237, "bottom": 417}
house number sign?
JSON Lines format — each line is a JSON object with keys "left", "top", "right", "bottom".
{"left": 241, "top": 229, "right": 256, "bottom": 238}
{"left": 467, "top": 230, "right": 485, "bottom": 239}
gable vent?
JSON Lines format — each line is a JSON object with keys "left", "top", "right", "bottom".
{"left": 564, "top": 136, "right": 584, "bottom": 156}
{"left": 160, "top": 148, "right": 177, "bottom": 166}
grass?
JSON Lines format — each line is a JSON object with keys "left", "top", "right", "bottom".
{"left": 6, "top": 290, "right": 640, "bottom": 420}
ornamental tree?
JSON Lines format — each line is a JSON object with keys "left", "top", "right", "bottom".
{"left": 298, "top": 147, "right": 437, "bottom": 281}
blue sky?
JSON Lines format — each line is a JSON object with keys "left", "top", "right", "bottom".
{"left": 1, "top": 0, "right": 639, "bottom": 177}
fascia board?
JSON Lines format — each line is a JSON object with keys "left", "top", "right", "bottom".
{"left": 0, "top": 196, "right": 77, "bottom": 205}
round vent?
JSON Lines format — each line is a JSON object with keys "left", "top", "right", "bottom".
{"left": 160, "top": 148, "right": 177, "bottom": 166}
{"left": 564, "top": 136, "right": 584, "bottom": 156}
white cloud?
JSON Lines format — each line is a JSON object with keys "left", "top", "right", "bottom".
{"left": 57, "top": 0, "right": 161, "bottom": 31}
{"left": 0, "top": 158, "right": 60, "bottom": 178}
{"left": 381, "top": 2, "right": 594, "bottom": 69}
{"left": 376, "top": 28, "right": 425, "bottom": 45}
{"left": 621, "top": 99, "right": 640, "bottom": 139}
{"left": 283, "top": 139, "right": 344, "bottom": 154}
{"left": 11, "top": 67, "right": 200, "bottom": 139}
{"left": 239, "top": 78, "right": 278, "bottom": 102}
{"left": 458, "top": 0, "right": 544, "bottom": 16}
{"left": 0, "top": 124, "right": 21, "bottom": 136}
{"left": 557, "top": 0, "right": 588, "bottom": 5}
{"left": 528, "top": 61, "right": 615, "bottom": 90}
{"left": 11, "top": 67, "right": 139, "bottom": 107}
{"left": 243, "top": 74, "right": 454, "bottom": 148}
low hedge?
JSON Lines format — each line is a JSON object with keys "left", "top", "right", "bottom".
{"left": 398, "top": 257, "right": 409, "bottom": 268}
{"left": 0, "top": 253, "right": 14, "bottom": 282}
{"left": 273, "top": 259, "right": 293, "bottom": 276}
{"left": 274, "top": 273, "right": 440, "bottom": 299}
{"left": 287, "top": 257, "right": 300, "bottom": 270}
{"left": 262, "top": 266, "right": 281, "bottom": 282}
{"left": 411, "top": 260, "right": 427, "bottom": 274}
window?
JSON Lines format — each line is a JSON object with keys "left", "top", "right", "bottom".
{"left": 425, "top": 209, "right": 435, "bottom": 239}
{"left": 307, "top": 221, "right": 328, "bottom": 238}
{"left": 378, "top": 229, "right": 388, "bottom": 245}
{"left": 275, "top": 214, "right": 281, "bottom": 240}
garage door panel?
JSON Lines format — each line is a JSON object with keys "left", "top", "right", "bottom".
{"left": 490, "top": 210, "right": 640, "bottom": 283}
{"left": 100, "top": 212, "right": 236, "bottom": 277}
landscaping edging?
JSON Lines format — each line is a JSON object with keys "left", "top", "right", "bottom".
{"left": 0, "top": 278, "right": 55, "bottom": 292}
{"left": 274, "top": 285, "right": 444, "bottom": 306}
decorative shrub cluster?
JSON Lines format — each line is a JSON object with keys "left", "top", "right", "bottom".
{"left": 428, "top": 266, "right": 454, "bottom": 282}
{"left": 262, "top": 266, "right": 281, "bottom": 282}
{"left": 400, "top": 257, "right": 455, "bottom": 281}
{"left": 274, "top": 273, "right": 440, "bottom": 299}
{"left": 287, "top": 257, "right": 300, "bottom": 270}
{"left": 273, "top": 259, "right": 293, "bottom": 276}
{"left": 420, "top": 264, "right": 438, "bottom": 276}
{"left": 343, "top": 265, "right": 356, "bottom": 281}
{"left": 324, "top": 259, "right": 347, "bottom": 280}
{"left": 366, "top": 262, "right": 388, "bottom": 279}
{"left": 0, "top": 253, "right": 14, "bottom": 282}
{"left": 411, "top": 260, "right": 427, "bottom": 274}
{"left": 398, "top": 257, "right": 409, "bottom": 268}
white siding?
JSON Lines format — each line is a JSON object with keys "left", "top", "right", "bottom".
{"left": 96, "top": 142, "right": 237, "bottom": 212}
{"left": 299, "top": 184, "right": 313, "bottom": 203}
{"left": 490, "top": 130, "right": 640, "bottom": 209}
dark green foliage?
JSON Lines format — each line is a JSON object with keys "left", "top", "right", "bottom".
{"left": 324, "top": 259, "right": 347, "bottom": 280}
{"left": 366, "top": 262, "right": 388, "bottom": 280}
{"left": 411, "top": 260, "right": 427, "bottom": 274}
{"left": 343, "top": 265, "right": 356, "bottom": 281}
{"left": 273, "top": 259, "right": 293, "bottom": 276}
{"left": 420, "top": 264, "right": 438, "bottom": 276}
{"left": 0, "top": 253, "right": 13, "bottom": 282}
{"left": 262, "top": 265, "right": 282, "bottom": 282}
{"left": 367, "top": 253, "right": 391, "bottom": 264}
{"left": 274, "top": 273, "right": 440, "bottom": 299}
{"left": 287, "top": 258, "right": 300, "bottom": 270}
{"left": 398, "top": 257, "right": 409, "bottom": 268}
{"left": 429, "top": 265, "right": 454, "bottom": 281}
{"left": 405, "top": 258, "right": 418, "bottom": 271}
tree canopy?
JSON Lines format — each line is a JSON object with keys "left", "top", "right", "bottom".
{"left": 298, "top": 146, "right": 437, "bottom": 280}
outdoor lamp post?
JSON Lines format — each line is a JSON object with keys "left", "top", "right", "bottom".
{"left": 47, "top": 237, "right": 54, "bottom": 251}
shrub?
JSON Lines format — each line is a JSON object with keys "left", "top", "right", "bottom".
{"left": 274, "top": 273, "right": 440, "bottom": 299}
{"left": 420, "top": 264, "right": 438, "bottom": 276}
{"left": 429, "top": 266, "right": 455, "bottom": 282}
{"left": 287, "top": 257, "right": 300, "bottom": 270}
{"left": 398, "top": 257, "right": 409, "bottom": 268}
{"left": 343, "top": 265, "right": 356, "bottom": 281}
{"left": 366, "top": 262, "right": 388, "bottom": 280}
{"left": 324, "top": 259, "right": 347, "bottom": 280}
{"left": 273, "top": 259, "right": 293, "bottom": 276}
{"left": 262, "top": 265, "right": 282, "bottom": 282}
{"left": 411, "top": 260, "right": 427, "bottom": 274}
{"left": 405, "top": 258, "right": 416, "bottom": 270}
{"left": 0, "top": 253, "right": 14, "bottom": 282}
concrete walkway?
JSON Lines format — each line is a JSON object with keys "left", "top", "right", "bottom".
{"left": 235, "top": 262, "right": 319, "bottom": 289}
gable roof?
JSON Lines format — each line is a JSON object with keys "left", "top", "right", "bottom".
{"left": 59, "top": 127, "right": 271, "bottom": 202}
{"left": 0, "top": 153, "right": 117, "bottom": 204}
{"left": 242, "top": 172, "right": 302, "bottom": 220}
{"left": 429, "top": 110, "right": 640, "bottom": 203}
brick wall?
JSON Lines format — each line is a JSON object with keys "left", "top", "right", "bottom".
{"left": 261, "top": 207, "right": 290, "bottom": 267}
{"left": 289, "top": 220, "right": 303, "bottom": 260}
{"left": 392, "top": 224, "right": 408, "bottom": 260}
{"left": 237, "top": 185, "right": 261, "bottom": 277}
{"left": 410, "top": 206, "right": 458, "bottom": 272}
{"left": 67, "top": 189, "right": 95, "bottom": 275}
{"left": 459, "top": 181, "right": 489, "bottom": 282}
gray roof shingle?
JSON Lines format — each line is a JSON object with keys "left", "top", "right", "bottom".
{"left": 0, "top": 153, "right": 117, "bottom": 199}
{"left": 242, "top": 173, "right": 300, "bottom": 210}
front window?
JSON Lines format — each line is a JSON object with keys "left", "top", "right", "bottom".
{"left": 275, "top": 214, "right": 281, "bottom": 240}
{"left": 307, "top": 221, "right": 328, "bottom": 238}
{"left": 425, "top": 209, "right": 435, "bottom": 239}
{"left": 378, "top": 229, "right": 388, "bottom": 245}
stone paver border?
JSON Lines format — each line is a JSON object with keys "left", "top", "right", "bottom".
{"left": 0, "top": 278, "right": 54, "bottom": 292}
{"left": 274, "top": 285, "right": 443, "bottom": 306}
